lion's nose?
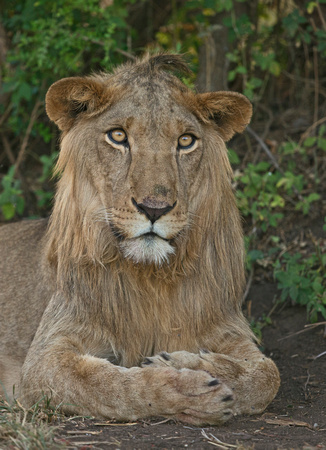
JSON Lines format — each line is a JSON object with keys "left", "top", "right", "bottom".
{"left": 132, "top": 198, "right": 175, "bottom": 224}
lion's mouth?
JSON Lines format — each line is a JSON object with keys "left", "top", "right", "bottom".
{"left": 142, "top": 232, "right": 170, "bottom": 242}
{"left": 119, "top": 232, "right": 175, "bottom": 265}
{"left": 110, "top": 225, "right": 170, "bottom": 243}
{"left": 110, "top": 225, "right": 175, "bottom": 265}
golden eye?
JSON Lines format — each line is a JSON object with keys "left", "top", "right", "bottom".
{"left": 178, "top": 134, "right": 196, "bottom": 149}
{"left": 107, "top": 129, "right": 128, "bottom": 145}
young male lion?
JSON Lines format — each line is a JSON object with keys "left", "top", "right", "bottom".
{"left": 0, "top": 54, "right": 280, "bottom": 425}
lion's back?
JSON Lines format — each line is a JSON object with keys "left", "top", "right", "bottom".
{"left": 0, "top": 218, "right": 54, "bottom": 394}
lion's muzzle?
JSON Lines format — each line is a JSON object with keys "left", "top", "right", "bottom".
{"left": 132, "top": 197, "right": 176, "bottom": 224}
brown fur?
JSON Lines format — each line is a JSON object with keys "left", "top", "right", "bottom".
{"left": 0, "top": 54, "right": 279, "bottom": 424}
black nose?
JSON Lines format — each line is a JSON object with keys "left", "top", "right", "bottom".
{"left": 132, "top": 198, "right": 175, "bottom": 224}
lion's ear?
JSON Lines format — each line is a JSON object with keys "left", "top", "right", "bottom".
{"left": 45, "top": 77, "right": 108, "bottom": 131}
{"left": 196, "top": 91, "right": 252, "bottom": 141}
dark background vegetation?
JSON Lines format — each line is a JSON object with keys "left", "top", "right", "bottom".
{"left": 0, "top": 1, "right": 326, "bottom": 448}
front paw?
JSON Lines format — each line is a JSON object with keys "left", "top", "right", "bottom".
{"left": 142, "top": 350, "right": 201, "bottom": 370}
{"left": 142, "top": 366, "right": 235, "bottom": 425}
{"left": 142, "top": 350, "right": 247, "bottom": 382}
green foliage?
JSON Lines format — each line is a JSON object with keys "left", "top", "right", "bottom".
{"left": 235, "top": 121, "right": 325, "bottom": 235}
{"left": 3, "top": 0, "right": 129, "bottom": 133}
{"left": 38, "top": 153, "right": 59, "bottom": 184}
{"left": 35, "top": 152, "right": 59, "bottom": 209}
{"left": 250, "top": 314, "right": 273, "bottom": 342}
{"left": 0, "top": 167, "right": 25, "bottom": 220}
{"left": 274, "top": 248, "right": 326, "bottom": 322}
{"left": 236, "top": 162, "right": 284, "bottom": 232}
{"left": 232, "top": 119, "right": 325, "bottom": 324}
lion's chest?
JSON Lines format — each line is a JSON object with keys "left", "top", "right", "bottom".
{"left": 98, "top": 285, "right": 202, "bottom": 368}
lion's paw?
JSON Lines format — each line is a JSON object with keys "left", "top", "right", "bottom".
{"left": 149, "top": 367, "right": 235, "bottom": 425}
{"left": 170, "top": 368, "right": 235, "bottom": 425}
{"left": 142, "top": 349, "right": 247, "bottom": 380}
{"left": 142, "top": 350, "right": 202, "bottom": 371}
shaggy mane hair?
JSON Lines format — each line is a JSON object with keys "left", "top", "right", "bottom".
{"left": 45, "top": 54, "right": 251, "bottom": 367}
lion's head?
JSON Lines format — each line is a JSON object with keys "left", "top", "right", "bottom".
{"left": 46, "top": 54, "right": 252, "bottom": 281}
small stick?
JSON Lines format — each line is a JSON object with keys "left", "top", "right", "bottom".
{"left": 13, "top": 99, "right": 42, "bottom": 177}
{"left": 298, "top": 116, "right": 326, "bottom": 146}
{"left": 313, "top": 46, "right": 319, "bottom": 133}
{"left": 246, "top": 126, "right": 283, "bottom": 174}
{"left": 242, "top": 268, "right": 254, "bottom": 303}
{"left": 314, "top": 351, "right": 326, "bottom": 360}
{"left": 247, "top": 126, "right": 304, "bottom": 201}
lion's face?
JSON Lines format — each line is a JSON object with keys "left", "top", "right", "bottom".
{"left": 86, "top": 89, "right": 204, "bottom": 265}
{"left": 46, "top": 55, "right": 252, "bottom": 266}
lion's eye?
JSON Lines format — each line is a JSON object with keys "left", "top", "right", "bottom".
{"left": 178, "top": 134, "right": 196, "bottom": 150}
{"left": 107, "top": 129, "right": 128, "bottom": 145}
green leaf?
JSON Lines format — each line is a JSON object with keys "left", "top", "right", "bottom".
{"left": 228, "top": 149, "right": 240, "bottom": 164}
{"left": 1, "top": 203, "right": 15, "bottom": 220}
{"left": 15, "top": 197, "right": 25, "bottom": 215}
{"left": 248, "top": 249, "right": 265, "bottom": 262}
{"left": 303, "top": 136, "right": 317, "bottom": 147}
{"left": 317, "top": 137, "right": 326, "bottom": 151}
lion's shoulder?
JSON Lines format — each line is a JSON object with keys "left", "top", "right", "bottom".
{"left": 0, "top": 218, "right": 49, "bottom": 277}
{"left": 0, "top": 218, "right": 48, "bottom": 247}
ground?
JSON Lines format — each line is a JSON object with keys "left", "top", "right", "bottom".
{"left": 53, "top": 282, "right": 326, "bottom": 450}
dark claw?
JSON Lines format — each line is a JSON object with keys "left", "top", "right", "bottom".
{"left": 200, "top": 348, "right": 210, "bottom": 354}
{"left": 160, "top": 352, "right": 171, "bottom": 361}
{"left": 222, "top": 394, "right": 234, "bottom": 402}
{"left": 208, "top": 378, "right": 220, "bottom": 386}
{"left": 143, "top": 358, "right": 153, "bottom": 365}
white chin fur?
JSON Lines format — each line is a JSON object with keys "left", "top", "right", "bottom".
{"left": 120, "top": 235, "right": 175, "bottom": 265}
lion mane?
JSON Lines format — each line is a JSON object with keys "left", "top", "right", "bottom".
{"left": 44, "top": 55, "right": 250, "bottom": 364}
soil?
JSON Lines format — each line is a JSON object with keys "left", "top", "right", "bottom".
{"left": 55, "top": 282, "right": 326, "bottom": 450}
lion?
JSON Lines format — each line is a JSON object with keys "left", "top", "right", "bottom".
{"left": 0, "top": 54, "right": 280, "bottom": 425}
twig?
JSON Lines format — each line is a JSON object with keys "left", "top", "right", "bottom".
{"left": 247, "top": 126, "right": 304, "bottom": 202}
{"left": 115, "top": 48, "right": 136, "bottom": 61}
{"left": 316, "top": 2, "right": 326, "bottom": 31}
{"left": 0, "top": 103, "right": 13, "bottom": 127}
{"left": 246, "top": 126, "right": 283, "bottom": 174}
{"left": 67, "top": 440, "right": 119, "bottom": 446}
{"left": 1, "top": 134, "right": 35, "bottom": 214}
{"left": 201, "top": 429, "right": 237, "bottom": 448}
{"left": 278, "top": 321, "right": 326, "bottom": 341}
{"left": 1, "top": 135, "right": 16, "bottom": 165}
{"left": 304, "top": 321, "right": 326, "bottom": 328}
{"left": 304, "top": 370, "right": 311, "bottom": 392}
{"left": 313, "top": 46, "right": 319, "bottom": 133}
{"left": 252, "top": 105, "right": 273, "bottom": 165}
{"left": 79, "top": 35, "right": 136, "bottom": 60}
{"left": 282, "top": 70, "right": 326, "bottom": 84}
{"left": 93, "top": 422, "right": 137, "bottom": 426}
{"left": 242, "top": 267, "right": 254, "bottom": 303}
{"left": 256, "top": 103, "right": 274, "bottom": 142}
{"left": 150, "top": 418, "right": 171, "bottom": 426}
{"left": 13, "top": 99, "right": 42, "bottom": 177}
{"left": 298, "top": 116, "right": 326, "bottom": 147}
{"left": 314, "top": 351, "right": 326, "bottom": 360}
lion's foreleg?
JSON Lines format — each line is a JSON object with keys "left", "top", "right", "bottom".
{"left": 19, "top": 336, "right": 235, "bottom": 425}
{"left": 142, "top": 341, "right": 280, "bottom": 416}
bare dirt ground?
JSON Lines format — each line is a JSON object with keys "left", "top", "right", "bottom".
{"left": 54, "top": 282, "right": 326, "bottom": 449}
